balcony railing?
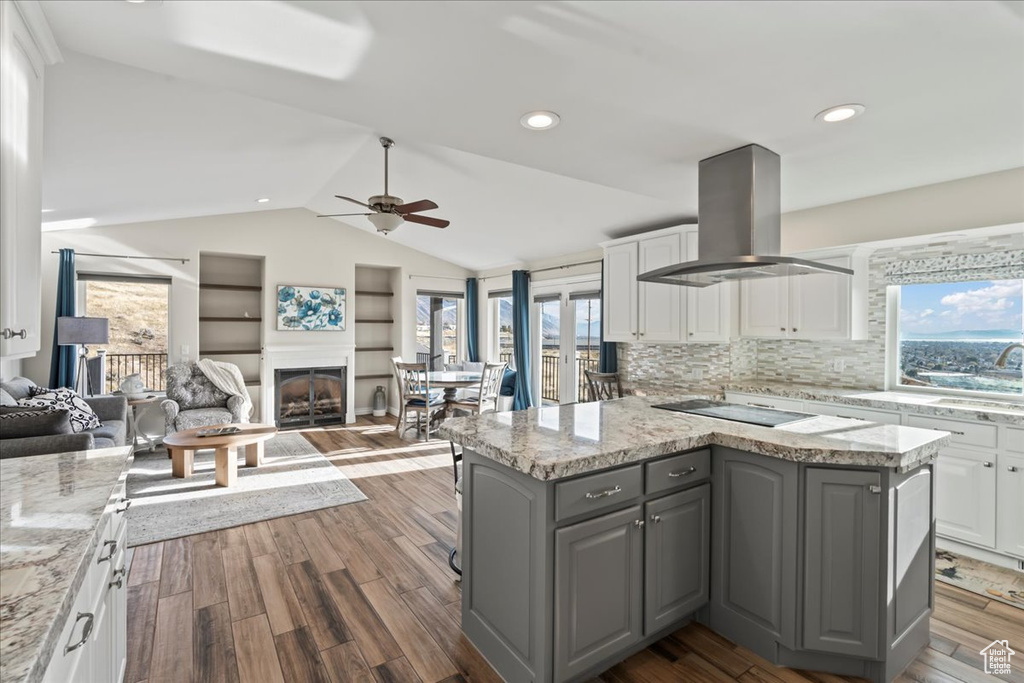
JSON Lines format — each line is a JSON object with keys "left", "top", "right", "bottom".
{"left": 105, "top": 352, "right": 168, "bottom": 393}
{"left": 500, "top": 350, "right": 599, "bottom": 403}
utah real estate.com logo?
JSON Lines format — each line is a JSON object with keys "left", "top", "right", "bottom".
{"left": 980, "top": 639, "right": 1015, "bottom": 676}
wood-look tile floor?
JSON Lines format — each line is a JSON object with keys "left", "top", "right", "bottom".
{"left": 127, "top": 416, "right": 1022, "bottom": 683}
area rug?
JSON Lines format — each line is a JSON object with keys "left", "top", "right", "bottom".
{"left": 935, "top": 549, "right": 1024, "bottom": 609}
{"left": 125, "top": 432, "right": 366, "bottom": 547}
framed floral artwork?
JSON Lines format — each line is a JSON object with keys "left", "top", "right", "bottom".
{"left": 277, "top": 285, "right": 346, "bottom": 331}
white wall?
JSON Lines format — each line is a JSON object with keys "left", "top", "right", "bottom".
{"left": 24, "top": 208, "right": 470, "bottom": 390}
{"left": 781, "top": 167, "right": 1024, "bottom": 253}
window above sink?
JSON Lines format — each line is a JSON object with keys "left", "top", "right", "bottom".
{"left": 889, "top": 279, "right": 1023, "bottom": 400}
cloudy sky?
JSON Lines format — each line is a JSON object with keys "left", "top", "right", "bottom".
{"left": 900, "top": 279, "right": 1023, "bottom": 337}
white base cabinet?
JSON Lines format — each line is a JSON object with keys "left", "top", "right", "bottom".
{"left": 997, "top": 452, "right": 1024, "bottom": 559}
{"left": 44, "top": 498, "right": 128, "bottom": 682}
{"left": 933, "top": 447, "right": 996, "bottom": 549}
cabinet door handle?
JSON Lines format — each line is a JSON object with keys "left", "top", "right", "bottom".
{"left": 1, "top": 328, "right": 27, "bottom": 339}
{"left": 867, "top": 485, "right": 882, "bottom": 494}
{"left": 747, "top": 402, "right": 773, "bottom": 409}
{"left": 650, "top": 515, "right": 662, "bottom": 524}
{"left": 116, "top": 497, "right": 132, "bottom": 513}
{"left": 585, "top": 485, "right": 622, "bottom": 499}
{"left": 931, "top": 428, "right": 965, "bottom": 436}
{"left": 1009, "top": 466, "right": 1019, "bottom": 472}
{"left": 633, "top": 519, "right": 645, "bottom": 529}
{"left": 983, "top": 462, "right": 993, "bottom": 468}
{"left": 668, "top": 466, "right": 697, "bottom": 478}
{"left": 97, "top": 539, "right": 117, "bottom": 563}
{"left": 64, "top": 612, "right": 94, "bottom": 655}
{"left": 836, "top": 415, "right": 865, "bottom": 421}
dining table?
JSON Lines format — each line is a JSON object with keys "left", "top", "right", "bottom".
{"left": 426, "top": 370, "right": 482, "bottom": 404}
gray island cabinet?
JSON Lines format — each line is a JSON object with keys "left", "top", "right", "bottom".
{"left": 439, "top": 397, "right": 950, "bottom": 683}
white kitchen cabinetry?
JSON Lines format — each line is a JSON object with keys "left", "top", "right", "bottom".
{"left": 997, "top": 453, "right": 1024, "bottom": 559}
{"left": 601, "top": 226, "right": 731, "bottom": 344}
{"left": 637, "top": 232, "right": 682, "bottom": 343}
{"left": 739, "top": 252, "right": 868, "bottom": 340}
{"left": 0, "top": 1, "right": 59, "bottom": 358}
{"left": 603, "top": 241, "right": 638, "bottom": 342}
{"left": 933, "top": 446, "right": 997, "bottom": 548}
{"left": 684, "top": 231, "right": 732, "bottom": 342}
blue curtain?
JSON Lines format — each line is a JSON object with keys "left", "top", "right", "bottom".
{"left": 466, "top": 277, "right": 479, "bottom": 362}
{"left": 49, "top": 248, "right": 77, "bottom": 389}
{"left": 598, "top": 261, "right": 617, "bottom": 373}
{"left": 511, "top": 270, "right": 534, "bottom": 410}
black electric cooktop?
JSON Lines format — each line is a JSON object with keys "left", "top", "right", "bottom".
{"left": 653, "top": 399, "right": 815, "bottom": 427}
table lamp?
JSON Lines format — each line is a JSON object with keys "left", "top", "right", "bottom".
{"left": 57, "top": 316, "right": 109, "bottom": 396}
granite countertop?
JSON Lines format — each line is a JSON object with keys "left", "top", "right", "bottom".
{"left": 439, "top": 396, "right": 951, "bottom": 481}
{"left": 724, "top": 382, "right": 1024, "bottom": 425}
{"left": 0, "top": 446, "right": 133, "bottom": 683}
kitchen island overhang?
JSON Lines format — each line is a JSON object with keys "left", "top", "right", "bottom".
{"left": 440, "top": 397, "right": 951, "bottom": 683}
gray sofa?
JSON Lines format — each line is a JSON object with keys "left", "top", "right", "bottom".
{"left": 0, "top": 377, "right": 128, "bottom": 458}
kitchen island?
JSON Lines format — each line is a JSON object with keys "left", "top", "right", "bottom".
{"left": 439, "top": 396, "right": 951, "bottom": 683}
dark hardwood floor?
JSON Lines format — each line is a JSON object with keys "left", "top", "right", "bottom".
{"left": 126, "top": 416, "right": 1021, "bottom": 683}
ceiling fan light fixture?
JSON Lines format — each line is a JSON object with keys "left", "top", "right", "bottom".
{"left": 521, "top": 110, "right": 560, "bottom": 130}
{"left": 368, "top": 212, "right": 404, "bottom": 234}
{"left": 815, "top": 103, "right": 865, "bottom": 123}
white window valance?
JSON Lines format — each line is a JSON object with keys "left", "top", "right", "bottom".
{"left": 884, "top": 249, "right": 1024, "bottom": 285}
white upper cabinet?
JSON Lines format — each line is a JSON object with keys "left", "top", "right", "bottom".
{"left": 0, "top": 1, "right": 59, "bottom": 358}
{"left": 739, "top": 276, "right": 789, "bottom": 338}
{"left": 740, "top": 251, "right": 868, "bottom": 340}
{"left": 603, "top": 241, "right": 638, "bottom": 342}
{"left": 637, "top": 232, "right": 682, "bottom": 343}
{"left": 602, "top": 226, "right": 732, "bottom": 344}
{"left": 684, "top": 231, "right": 731, "bottom": 342}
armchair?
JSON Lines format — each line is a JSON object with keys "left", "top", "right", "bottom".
{"left": 162, "top": 362, "right": 246, "bottom": 435}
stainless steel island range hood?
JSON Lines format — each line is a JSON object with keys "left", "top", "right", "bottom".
{"left": 637, "top": 144, "right": 852, "bottom": 287}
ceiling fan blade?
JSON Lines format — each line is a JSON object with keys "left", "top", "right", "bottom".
{"left": 393, "top": 199, "right": 438, "bottom": 214}
{"left": 317, "top": 212, "right": 373, "bottom": 218}
{"left": 334, "top": 195, "right": 373, "bottom": 209}
{"left": 404, "top": 213, "right": 450, "bottom": 229}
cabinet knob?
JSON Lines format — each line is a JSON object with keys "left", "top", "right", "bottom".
{"left": 650, "top": 515, "right": 662, "bottom": 524}
{"left": 780, "top": 327, "right": 786, "bottom": 332}
{"left": 867, "top": 485, "right": 882, "bottom": 494}
{"left": 1009, "top": 466, "right": 1019, "bottom": 472}
{"left": 633, "top": 519, "right": 645, "bottom": 529}
{"left": 792, "top": 327, "right": 797, "bottom": 332}
{"left": 983, "top": 462, "right": 993, "bottom": 468}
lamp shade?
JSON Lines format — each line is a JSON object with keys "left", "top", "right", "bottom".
{"left": 57, "top": 317, "right": 109, "bottom": 345}
{"left": 368, "top": 212, "right": 404, "bottom": 234}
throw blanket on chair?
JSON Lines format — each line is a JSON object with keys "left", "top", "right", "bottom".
{"left": 197, "top": 358, "right": 252, "bottom": 423}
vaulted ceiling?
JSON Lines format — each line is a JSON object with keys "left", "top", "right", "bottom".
{"left": 39, "top": 0, "right": 1024, "bottom": 269}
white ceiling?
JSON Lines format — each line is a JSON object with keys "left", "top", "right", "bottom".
{"left": 39, "top": 0, "right": 1024, "bottom": 270}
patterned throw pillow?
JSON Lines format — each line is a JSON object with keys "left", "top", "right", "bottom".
{"left": 18, "top": 389, "right": 101, "bottom": 433}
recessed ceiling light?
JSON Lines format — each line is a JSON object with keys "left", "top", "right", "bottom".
{"left": 815, "top": 104, "right": 866, "bottom": 123}
{"left": 256, "top": 198, "right": 270, "bottom": 204}
{"left": 520, "top": 110, "right": 560, "bottom": 130}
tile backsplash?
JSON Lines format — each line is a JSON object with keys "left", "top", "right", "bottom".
{"left": 618, "top": 232, "right": 1023, "bottom": 394}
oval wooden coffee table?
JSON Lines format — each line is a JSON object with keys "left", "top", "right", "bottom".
{"left": 164, "top": 423, "right": 278, "bottom": 487}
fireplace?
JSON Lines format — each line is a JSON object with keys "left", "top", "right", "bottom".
{"left": 274, "top": 366, "right": 347, "bottom": 428}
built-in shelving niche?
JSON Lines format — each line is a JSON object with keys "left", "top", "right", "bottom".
{"left": 198, "top": 253, "right": 264, "bottom": 420}
{"left": 353, "top": 266, "right": 398, "bottom": 414}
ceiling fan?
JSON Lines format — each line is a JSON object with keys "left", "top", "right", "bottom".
{"left": 317, "top": 136, "right": 450, "bottom": 234}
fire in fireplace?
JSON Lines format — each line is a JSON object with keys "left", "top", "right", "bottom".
{"left": 274, "top": 367, "right": 346, "bottom": 428}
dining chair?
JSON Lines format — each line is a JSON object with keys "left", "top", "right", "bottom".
{"left": 392, "top": 361, "right": 445, "bottom": 441}
{"left": 447, "top": 362, "right": 507, "bottom": 417}
{"left": 585, "top": 370, "right": 623, "bottom": 402}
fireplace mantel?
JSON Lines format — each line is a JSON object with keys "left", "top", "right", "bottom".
{"left": 262, "top": 344, "right": 356, "bottom": 423}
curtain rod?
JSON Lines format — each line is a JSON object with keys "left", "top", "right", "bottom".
{"left": 53, "top": 251, "right": 190, "bottom": 264}
{"left": 477, "top": 258, "right": 603, "bottom": 282}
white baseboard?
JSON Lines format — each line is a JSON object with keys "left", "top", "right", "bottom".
{"left": 354, "top": 407, "right": 400, "bottom": 417}
{"left": 937, "top": 536, "right": 1023, "bottom": 570}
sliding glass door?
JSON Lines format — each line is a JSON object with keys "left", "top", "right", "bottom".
{"left": 532, "top": 281, "right": 601, "bottom": 405}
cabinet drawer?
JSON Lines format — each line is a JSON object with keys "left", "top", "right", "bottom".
{"left": 906, "top": 415, "right": 997, "bottom": 450}
{"left": 805, "top": 402, "right": 901, "bottom": 425}
{"left": 556, "top": 465, "right": 642, "bottom": 522}
{"left": 725, "top": 393, "right": 804, "bottom": 412}
{"left": 1007, "top": 428, "right": 1024, "bottom": 454}
{"left": 645, "top": 449, "right": 710, "bottom": 496}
